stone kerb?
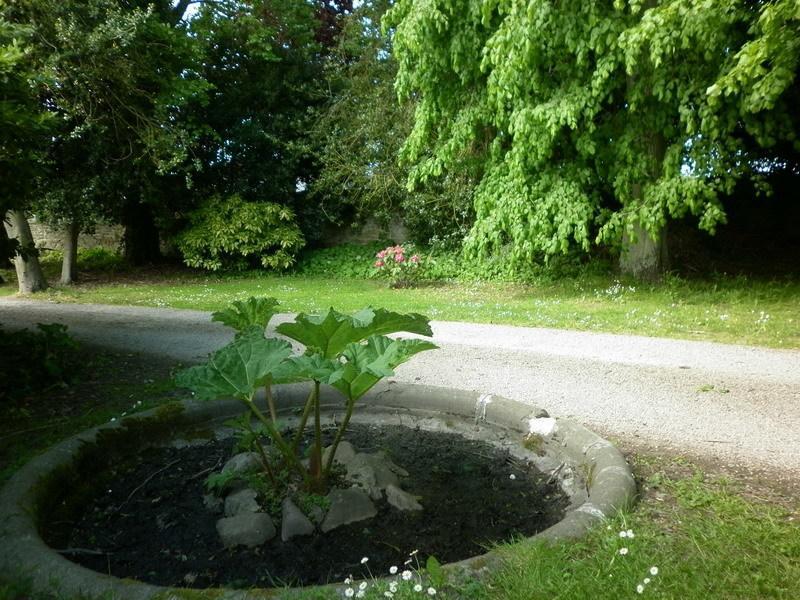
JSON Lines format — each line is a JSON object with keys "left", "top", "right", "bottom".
{"left": 0, "top": 383, "right": 635, "bottom": 600}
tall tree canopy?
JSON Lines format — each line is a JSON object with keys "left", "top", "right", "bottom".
{"left": 180, "top": 0, "right": 352, "bottom": 244}
{"left": 0, "top": 18, "right": 53, "bottom": 286}
{"left": 386, "top": 0, "right": 800, "bottom": 276}
{"left": 0, "top": 19, "right": 50, "bottom": 213}
{"left": 1, "top": 0, "right": 353, "bottom": 278}
{"left": 1, "top": 0, "right": 208, "bottom": 271}
{"left": 311, "top": 0, "right": 474, "bottom": 247}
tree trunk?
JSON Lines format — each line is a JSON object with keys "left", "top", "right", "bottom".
{"left": 60, "top": 221, "right": 79, "bottom": 285}
{"left": 122, "top": 197, "right": 161, "bottom": 265}
{"left": 3, "top": 210, "right": 48, "bottom": 293}
{"left": 0, "top": 224, "right": 12, "bottom": 269}
{"left": 620, "top": 222, "right": 668, "bottom": 281}
{"left": 619, "top": 129, "right": 668, "bottom": 281}
{"left": 0, "top": 224, "right": 12, "bottom": 283}
{"left": 621, "top": 36, "right": 668, "bottom": 281}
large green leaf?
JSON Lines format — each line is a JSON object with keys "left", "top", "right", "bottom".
{"left": 332, "top": 335, "right": 438, "bottom": 400}
{"left": 275, "top": 307, "right": 434, "bottom": 358}
{"left": 211, "top": 297, "right": 280, "bottom": 334}
{"left": 272, "top": 354, "right": 344, "bottom": 385}
{"left": 175, "top": 328, "right": 293, "bottom": 401}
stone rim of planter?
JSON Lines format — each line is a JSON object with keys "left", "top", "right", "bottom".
{"left": 0, "top": 382, "right": 636, "bottom": 599}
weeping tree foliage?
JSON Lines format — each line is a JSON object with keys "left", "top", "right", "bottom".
{"left": 385, "top": 0, "right": 800, "bottom": 276}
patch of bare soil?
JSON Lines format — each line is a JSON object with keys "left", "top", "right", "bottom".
{"left": 56, "top": 425, "right": 568, "bottom": 588}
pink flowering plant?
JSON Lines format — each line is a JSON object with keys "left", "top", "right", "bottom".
{"left": 373, "top": 244, "right": 423, "bottom": 288}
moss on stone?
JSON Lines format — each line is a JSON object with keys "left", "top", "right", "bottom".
{"left": 522, "top": 433, "right": 546, "bottom": 456}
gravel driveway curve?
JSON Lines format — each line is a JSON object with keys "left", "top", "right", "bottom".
{"left": 2, "top": 297, "right": 799, "bottom": 482}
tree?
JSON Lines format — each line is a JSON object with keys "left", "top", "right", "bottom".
{"left": 386, "top": 0, "right": 800, "bottom": 278}
{"left": 3, "top": 0, "right": 208, "bottom": 272}
{"left": 175, "top": 0, "right": 353, "bottom": 249}
{"left": 0, "top": 18, "right": 52, "bottom": 291}
{"left": 2, "top": 211, "right": 48, "bottom": 293}
{"left": 311, "top": 0, "right": 474, "bottom": 247}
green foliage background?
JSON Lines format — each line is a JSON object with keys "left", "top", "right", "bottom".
{"left": 2, "top": 0, "right": 800, "bottom": 280}
{"left": 386, "top": 0, "right": 800, "bottom": 266}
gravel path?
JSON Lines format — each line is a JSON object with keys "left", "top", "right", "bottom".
{"left": 2, "top": 298, "right": 799, "bottom": 482}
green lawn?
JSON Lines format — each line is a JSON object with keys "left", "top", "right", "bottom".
{"left": 3, "top": 267, "right": 799, "bottom": 348}
{"left": 481, "top": 462, "right": 800, "bottom": 600}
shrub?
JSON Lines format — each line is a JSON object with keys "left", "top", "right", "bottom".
{"left": 373, "top": 244, "right": 424, "bottom": 287}
{"left": 175, "top": 195, "right": 305, "bottom": 271}
{"left": 77, "top": 247, "right": 126, "bottom": 272}
{"left": 38, "top": 247, "right": 126, "bottom": 275}
{"left": 294, "top": 242, "right": 386, "bottom": 279}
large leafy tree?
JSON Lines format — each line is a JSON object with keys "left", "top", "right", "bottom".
{"left": 386, "top": 0, "right": 800, "bottom": 278}
{"left": 311, "top": 0, "right": 474, "bottom": 247}
{"left": 2, "top": 0, "right": 208, "bottom": 279}
{"left": 179, "top": 0, "right": 353, "bottom": 246}
{"left": 0, "top": 19, "right": 52, "bottom": 290}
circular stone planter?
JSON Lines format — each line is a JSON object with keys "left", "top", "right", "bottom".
{"left": 0, "top": 383, "right": 635, "bottom": 600}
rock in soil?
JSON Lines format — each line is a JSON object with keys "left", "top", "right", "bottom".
{"left": 307, "top": 504, "right": 325, "bottom": 525}
{"left": 224, "top": 488, "right": 260, "bottom": 517}
{"left": 385, "top": 484, "right": 423, "bottom": 512}
{"left": 202, "top": 494, "right": 223, "bottom": 514}
{"left": 222, "top": 452, "right": 261, "bottom": 476}
{"left": 321, "top": 487, "right": 377, "bottom": 533}
{"left": 216, "top": 513, "right": 275, "bottom": 548}
{"left": 65, "top": 424, "right": 568, "bottom": 588}
{"left": 323, "top": 441, "right": 357, "bottom": 465}
{"left": 342, "top": 450, "right": 410, "bottom": 500}
{"left": 281, "top": 497, "right": 315, "bottom": 541}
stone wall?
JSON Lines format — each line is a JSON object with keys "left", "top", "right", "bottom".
{"left": 323, "top": 217, "right": 409, "bottom": 247}
{"left": 27, "top": 216, "right": 406, "bottom": 255}
{"left": 28, "top": 217, "right": 123, "bottom": 252}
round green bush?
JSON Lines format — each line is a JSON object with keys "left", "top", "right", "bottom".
{"left": 176, "top": 195, "right": 305, "bottom": 271}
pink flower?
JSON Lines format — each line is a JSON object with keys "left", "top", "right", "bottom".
{"left": 374, "top": 260, "right": 384, "bottom": 268}
{"left": 376, "top": 250, "right": 387, "bottom": 259}
{"left": 394, "top": 254, "right": 405, "bottom": 263}
{"left": 410, "top": 255, "right": 420, "bottom": 264}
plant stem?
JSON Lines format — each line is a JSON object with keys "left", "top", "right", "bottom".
{"left": 265, "top": 381, "right": 278, "bottom": 424}
{"left": 245, "top": 397, "right": 309, "bottom": 485}
{"left": 291, "top": 388, "right": 316, "bottom": 454}
{"left": 323, "top": 395, "right": 356, "bottom": 476}
{"left": 244, "top": 417, "right": 276, "bottom": 486}
{"left": 254, "top": 438, "right": 277, "bottom": 486}
{"left": 308, "top": 381, "right": 323, "bottom": 490}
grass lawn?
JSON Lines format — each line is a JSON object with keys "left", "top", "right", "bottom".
{"left": 2, "top": 256, "right": 799, "bottom": 348}
{"left": 0, "top": 346, "right": 797, "bottom": 600}
{"left": 482, "top": 456, "right": 799, "bottom": 600}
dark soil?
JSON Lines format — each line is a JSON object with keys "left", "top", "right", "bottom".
{"left": 59, "top": 423, "right": 568, "bottom": 589}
